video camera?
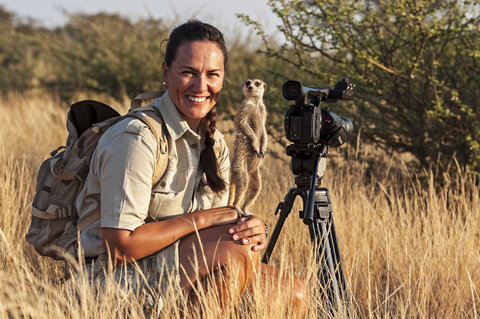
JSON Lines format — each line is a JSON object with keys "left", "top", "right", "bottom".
{"left": 283, "top": 79, "right": 354, "bottom": 148}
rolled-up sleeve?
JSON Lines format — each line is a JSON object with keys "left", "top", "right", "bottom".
{"left": 93, "top": 121, "right": 157, "bottom": 231}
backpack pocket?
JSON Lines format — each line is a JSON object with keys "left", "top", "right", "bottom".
{"left": 26, "top": 153, "right": 85, "bottom": 260}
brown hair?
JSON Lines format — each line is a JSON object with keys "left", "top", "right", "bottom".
{"left": 164, "top": 20, "right": 227, "bottom": 194}
{"left": 164, "top": 20, "right": 228, "bottom": 70}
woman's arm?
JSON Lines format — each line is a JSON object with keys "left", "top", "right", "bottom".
{"left": 102, "top": 206, "right": 239, "bottom": 264}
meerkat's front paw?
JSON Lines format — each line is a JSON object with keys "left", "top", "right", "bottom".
{"left": 243, "top": 209, "right": 253, "bottom": 216}
{"left": 254, "top": 151, "right": 263, "bottom": 158}
{"left": 261, "top": 145, "right": 267, "bottom": 157}
{"left": 234, "top": 206, "right": 248, "bottom": 219}
{"left": 251, "top": 140, "right": 260, "bottom": 155}
{"left": 253, "top": 146, "right": 264, "bottom": 158}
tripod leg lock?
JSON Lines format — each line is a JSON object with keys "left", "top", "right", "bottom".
{"left": 274, "top": 202, "right": 283, "bottom": 215}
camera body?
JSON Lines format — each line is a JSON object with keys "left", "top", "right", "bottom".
{"left": 283, "top": 79, "right": 354, "bottom": 148}
{"left": 284, "top": 104, "right": 322, "bottom": 144}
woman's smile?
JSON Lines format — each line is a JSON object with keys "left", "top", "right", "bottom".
{"left": 187, "top": 95, "right": 208, "bottom": 103}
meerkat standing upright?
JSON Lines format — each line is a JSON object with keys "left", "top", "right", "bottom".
{"left": 228, "top": 78, "right": 268, "bottom": 215}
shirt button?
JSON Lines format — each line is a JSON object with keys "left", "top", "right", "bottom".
{"left": 191, "top": 143, "right": 198, "bottom": 149}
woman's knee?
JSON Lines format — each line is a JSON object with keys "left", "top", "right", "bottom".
{"left": 179, "top": 224, "right": 259, "bottom": 287}
{"left": 216, "top": 234, "right": 259, "bottom": 266}
{"left": 292, "top": 275, "right": 309, "bottom": 314}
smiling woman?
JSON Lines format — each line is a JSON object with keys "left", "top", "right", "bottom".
{"left": 75, "top": 19, "right": 307, "bottom": 316}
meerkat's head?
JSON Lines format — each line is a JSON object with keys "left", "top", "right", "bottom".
{"left": 242, "top": 79, "right": 267, "bottom": 98}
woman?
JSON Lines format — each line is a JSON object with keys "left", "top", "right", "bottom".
{"left": 77, "top": 19, "right": 306, "bottom": 313}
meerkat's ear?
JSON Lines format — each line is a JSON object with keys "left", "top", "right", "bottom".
{"left": 263, "top": 82, "right": 267, "bottom": 91}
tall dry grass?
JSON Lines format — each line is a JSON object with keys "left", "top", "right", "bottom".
{"left": 0, "top": 93, "right": 479, "bottom": 318}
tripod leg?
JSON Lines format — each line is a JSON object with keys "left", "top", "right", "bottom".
{"left": 329, "top": 215, "right": 349, "bottom": 304}
{"left": 310, "top": 222, "right": 342, "bottom": 310}
{"left": 308, "top": 189, "right": 350, "bottom": 317}
{"left": 261, "top": 188, "right": 302, "bottom": 264}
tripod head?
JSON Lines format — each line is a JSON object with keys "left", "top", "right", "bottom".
{"left": 286, "top": 143, "right": 329, "bottom": 225}
{"left": 286, "top": 143, "right": 328, "bottom": 189}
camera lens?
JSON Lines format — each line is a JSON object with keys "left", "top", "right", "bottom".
{"left": 282, "top": 81, "right": 303, "bottom": 100}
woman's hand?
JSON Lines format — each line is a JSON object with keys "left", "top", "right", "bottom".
{"left": 228, "top": 215, "right": 267, "bottom": 252}
{"left": 192, "top": 206, "right": 239, "bottom": 229}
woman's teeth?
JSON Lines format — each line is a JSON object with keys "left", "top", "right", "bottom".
{"left": 187, "top": 96, "right": 207, "bottom": 103}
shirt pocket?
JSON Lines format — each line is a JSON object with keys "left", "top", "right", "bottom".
{"left": 148, "top": 169, "right": 188, "bottom": 220}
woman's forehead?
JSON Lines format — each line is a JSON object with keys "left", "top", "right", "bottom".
{"left": 170, "top": 41, "right": 225, "bottom": 69}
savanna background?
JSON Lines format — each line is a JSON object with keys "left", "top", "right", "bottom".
{"left": 1, "top": 0, "right": 479, "bottom": 318}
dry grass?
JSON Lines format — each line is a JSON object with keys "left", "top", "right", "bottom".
{"left": 0, "top": 93, "right": 479, "bottom": 318}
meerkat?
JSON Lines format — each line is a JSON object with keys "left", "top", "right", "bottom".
{"left": 228, "top": 78, "right": 268, "bottom": 216}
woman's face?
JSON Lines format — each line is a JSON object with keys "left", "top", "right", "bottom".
{"left": 162, "top": 40, "right": 225, "bottom": 130}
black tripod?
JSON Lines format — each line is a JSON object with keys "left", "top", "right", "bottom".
{"left": 261, "top": 144, "right": 350, "bottom": 317}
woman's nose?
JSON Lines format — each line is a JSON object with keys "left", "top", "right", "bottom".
{"left": 193, "top": 75, "right": 208, "bottom": 92}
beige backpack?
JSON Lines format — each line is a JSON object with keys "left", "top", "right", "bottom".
{"left": 26, "top": 94, "right": 168, "bottom": 261}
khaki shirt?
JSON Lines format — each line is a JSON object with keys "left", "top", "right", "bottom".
{"left": 76, "top": 92, "right": 230, "bottom": 257}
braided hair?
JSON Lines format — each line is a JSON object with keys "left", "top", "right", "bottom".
{"left": 164, "top": 20, "right": 227, "bottom": 194}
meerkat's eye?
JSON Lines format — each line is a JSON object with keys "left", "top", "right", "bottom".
{"left": 255, "top": 81, "right": 261, "bottom": 87}
{"left": 245, "top": 80, "right": 251, "bottom": 86}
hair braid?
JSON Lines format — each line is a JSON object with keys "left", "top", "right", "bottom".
{"left": 199, "top": 108, "right": 226, "bottom": 194}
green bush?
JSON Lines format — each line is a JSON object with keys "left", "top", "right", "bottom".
{"left": 44, "top": 13, "right": 170, "bottom": 101}
{"left": 0, "top": 7, "right": 40, "bottom": 93}
{"left": 240, "top": 0, "right": 480, "bottom": 175}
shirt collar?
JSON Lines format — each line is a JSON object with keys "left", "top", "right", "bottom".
{"left": 150, "top": 90, "right": 190, "bottom": 140}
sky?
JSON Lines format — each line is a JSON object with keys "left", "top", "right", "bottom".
{"left": 0, "top": 0, "right": 281, "bottom": 40}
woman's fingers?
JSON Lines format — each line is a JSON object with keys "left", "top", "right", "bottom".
{"left": 228, "top": 215, "right": 267, "bottom": 251}
{"left": 240, "top": 233, "right": 266, "bottom": 251}
{"left": 251, "top": 236, "right": 267, "bottom": 252}
{"left": 230, "top": 215, "right": 263, "bottom": 234}
{"left": 231, "top": 223, "right": 263, "bottom": 240}
{"left": 196, "top": 208, "right": 267, "bottom": 252}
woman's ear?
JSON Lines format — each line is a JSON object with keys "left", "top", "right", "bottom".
{"left": 162, "top": 61, "right": 169, "bottom": 86}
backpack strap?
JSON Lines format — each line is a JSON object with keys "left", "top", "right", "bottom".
{"left": 77, "top": 105, "right": 168, "bottom": 233}
{"left": 130, "top": 92, "right": 164, "bottom": 110}
{"left": 127, "top": 103, "right": 169, "bottom": 187}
